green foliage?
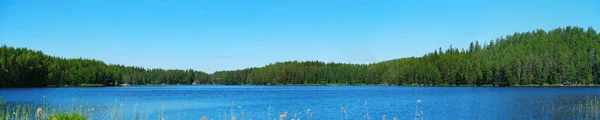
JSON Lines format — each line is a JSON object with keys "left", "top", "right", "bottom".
{"left": 0, "top": 26, "right": 599, "bottom": 87}
{"left": 213, "top": 26, "right": 600, "bottom": 86}
{"left": 0, "top": 46, "right": 210, "bottom": 87}
{"left": 46, "top": 113, "right": 87, "bottom": 120}
{"left": 0, "top": 104, "right": 33, "bottom": 120}
{"left": 0, "top": 96, "right": 5, "bottom": 106}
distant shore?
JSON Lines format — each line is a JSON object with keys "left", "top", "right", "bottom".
{"left": 35, "top": 83, "right": 600, "bottom": 88}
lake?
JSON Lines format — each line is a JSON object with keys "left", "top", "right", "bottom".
{"left": 1, "top": 86, "right": 600, "bottom": 120}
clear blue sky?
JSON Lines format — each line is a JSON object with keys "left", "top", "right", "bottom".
{"left": 1, "top": 0, "right": 598, "bottom": 73}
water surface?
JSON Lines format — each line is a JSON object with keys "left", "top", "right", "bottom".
{"left": 1, "top": 86, "right": 599, "bottom": 119}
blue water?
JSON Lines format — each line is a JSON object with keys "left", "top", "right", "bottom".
{"left": 1, "top": 86, "right": 600, "bottom": 120}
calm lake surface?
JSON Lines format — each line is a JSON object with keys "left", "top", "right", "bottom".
{"left": 1, "top": 86, "right": 600, "bottom": 120}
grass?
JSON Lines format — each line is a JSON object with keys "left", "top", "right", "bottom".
{"left": 1, "top": 105, "right": 32, "bottom": 120}
{"left": 46, "top": 113, "right": 87, "bottom": 120}
{"left": 539, "top": 96, "right": 600, "bottom": 119}
{"left": 0, "top": 103, "right": 89, "bottom": 120}
{"left": 0, "top": 96, "right": 5, "bottom": 106}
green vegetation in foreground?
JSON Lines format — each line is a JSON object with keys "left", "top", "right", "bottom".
{"left": 0, "top": 96, "right": 5, "bottom": 106}
{"left": 46, "top": 113, "right": 87, "bottom": 120}
{"left": 1, "top": 26, "right": 600, "bottom": 87}
{"left": 0, "top": 104, "right": 87, "bottom": 120}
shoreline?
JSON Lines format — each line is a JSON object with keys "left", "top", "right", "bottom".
{"left": 19, "top": 83, "right": 600, "bottom": 88}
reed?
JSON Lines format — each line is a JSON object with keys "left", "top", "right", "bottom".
{"left": 161, "top": 101, "right": 165, "bottom": 120}
{"left": 0, "top": 104, "right": 86, "bottom": 120}
{"left": 292, "top": 112, "right": 299, "bottom": 120}
{"left": 267, "top": 106, "right": 272, "bottom": 120}
{"left": 364, "top": 100, "right": 369, "bottom": 120}
{"left": 415, "top": 99, "right": 421, "bottom": 120}
{"left": 120, "top": 103, "right": 124, "bottom": 120}
{"left": 538, "top": 96, "right": 600, "bottom": 119}
{"left": 341, "top": 106, "right": 345, "bottom": 120}
{"left": 229, "top": 101, "right": 235, "bottom": 120}
{"left": 42, "top": 95, "right": 46, "bottom": 117}
{"left": 134, "top": 103, "right": 139, "bottom": 120}
{"left": 0, "top": 95, "right": 490, "bottom": 120}
{"left": 238, "top": 105, "right": 244, "bottom": 120}
{"left": 306, "top": 109, "right": 312, "bottom": 120}
{"left": 343, "top": 109, "right": 347, "bottom": 120}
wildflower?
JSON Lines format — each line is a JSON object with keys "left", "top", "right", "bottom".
{"left": 36, "top": 108, "right": 42, "bottom": 117}
{"left": 415, "top": 99, "right": 421, "bottom": 120}
{"left": 279, "top": 112, "right": 288, "bottom": 120}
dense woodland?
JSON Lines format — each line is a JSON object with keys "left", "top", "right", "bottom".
{"left": 1, "top": 26, "right": 600, "bottom": 87}
{"left": 0, "top": 47, "right": 210, "bottom": 87}
{"left": 213, "top": 26, "right": 600, "bottom": 86}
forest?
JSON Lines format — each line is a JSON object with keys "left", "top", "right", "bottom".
{"left": 213, "top": 26, "right": 600, "bottom": 86}
{"left": 0, "top": 47, "right": 211, "bottom": 87}
{"left": 1, "top": 26, "right": 599, "bottom": 87}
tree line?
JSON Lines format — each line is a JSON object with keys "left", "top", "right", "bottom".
{"left": 1, "top": 26, "right": 599, "bottom": 87}
{"left": 213, "top": 26, "right": 600, "bottom": 86}
{"left": 0, "top": 46, "right": 210, "bottom": 87}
